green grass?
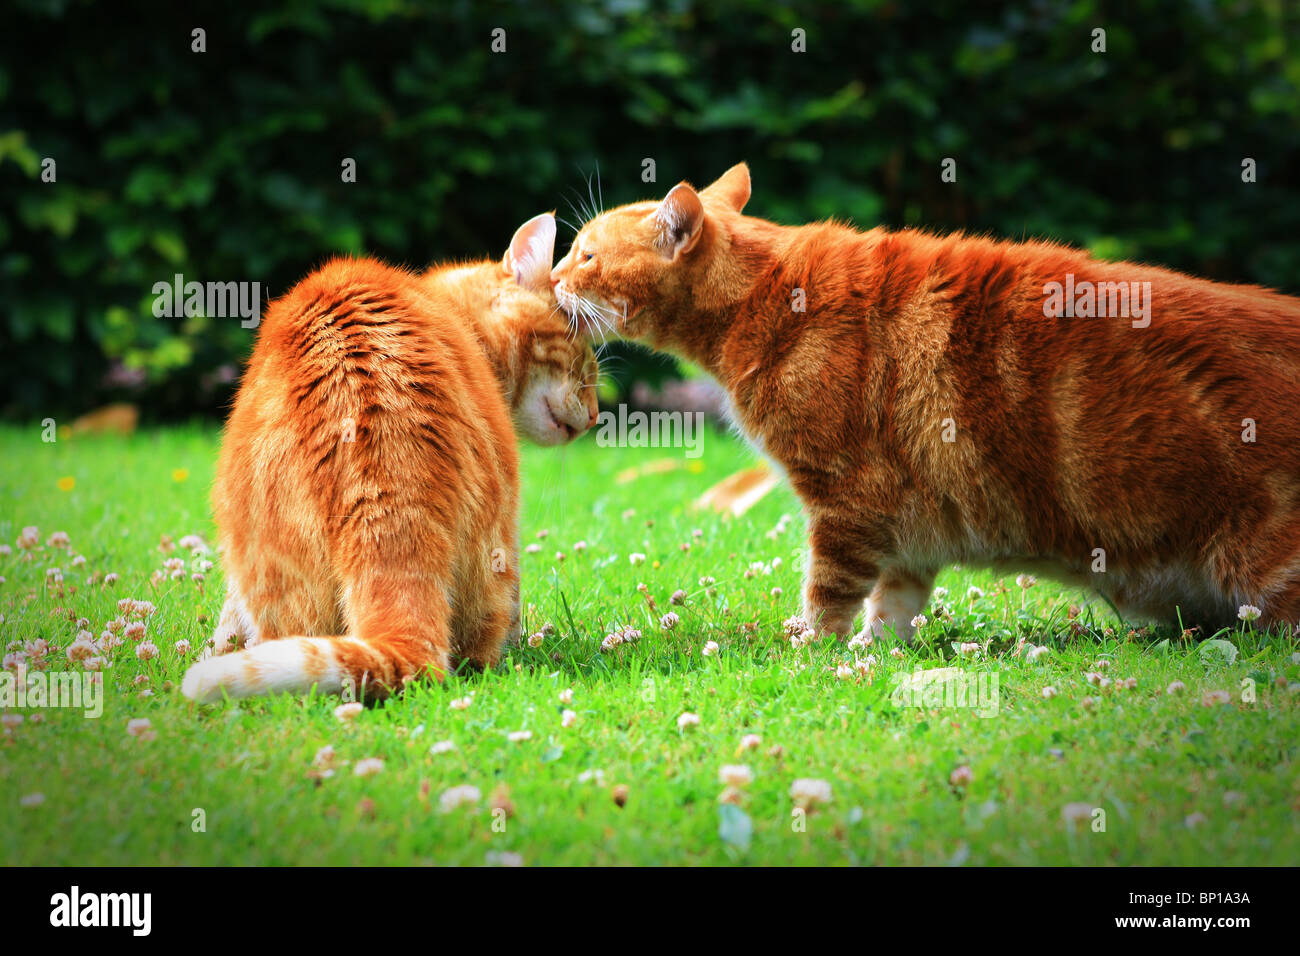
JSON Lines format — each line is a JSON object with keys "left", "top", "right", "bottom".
{"left": 1, "top": 422, "right": 1298, "bottom": 865}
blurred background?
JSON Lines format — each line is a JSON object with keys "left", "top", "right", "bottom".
{"left": 2, "top": 0, "right": 1298, "bottom": 422}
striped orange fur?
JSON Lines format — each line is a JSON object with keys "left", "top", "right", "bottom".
{"left": 182, "top": 214, "right": 597, "bottom": 703}
{"left": 552, "top": 163, "right": 1300, "bottom": 640}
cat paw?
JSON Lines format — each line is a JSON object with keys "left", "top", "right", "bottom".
{"left": 858, "top": 615, "right": 917, "bottom": 643}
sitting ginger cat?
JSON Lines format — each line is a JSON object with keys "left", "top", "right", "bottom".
{"left": 183, "top": 214, "right": 597, "bottom": 702}
{"left": 551, "top": 163, "right": 1300, "bottom": 640}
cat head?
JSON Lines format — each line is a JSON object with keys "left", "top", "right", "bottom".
{"left": 445, "top": 213, "right": 599, "bottom": 446}
{"left": 550, "top": 163, "right": 752, "bottom": 350}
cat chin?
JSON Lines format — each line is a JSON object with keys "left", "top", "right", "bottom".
{"left": 515, "top": 397, "right": 582, "bottom": 446}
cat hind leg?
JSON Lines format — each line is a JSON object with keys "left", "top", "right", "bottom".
{"left": 859, "top": 566, "right": 937, "bottom": 643}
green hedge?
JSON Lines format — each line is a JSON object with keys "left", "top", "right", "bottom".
{"left": 3, "top": 0, "right": 1298, "bottom": 418}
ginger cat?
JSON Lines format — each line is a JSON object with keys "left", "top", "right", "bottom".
{"left": 182, "top": 214, "right": 598, "bottom": 703}
{"left": 551, "top": 163, "right": 1300, "bottom": 640}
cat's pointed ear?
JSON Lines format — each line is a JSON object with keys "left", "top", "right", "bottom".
{"left": 503, "top": 212, "right": 557, "bottom": 292}
{"left": 700, "top": 162, "right": 751, "bottom": 212}
{"left": 653, "top": 182, "right": 705, "bottom": 259}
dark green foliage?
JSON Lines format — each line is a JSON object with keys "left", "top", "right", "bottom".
{"left": 2, "top": 0, "right": 1297, "bottom": 418}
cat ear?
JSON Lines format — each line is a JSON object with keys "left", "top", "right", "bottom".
{"left": 653, "top": 182, "right": 705, "bottom": 259}
{"left": 503, "top": 212, "right": 557, "bottom": 292}
{"left": 700, "top": 162, "right": 751, "bottom": 213}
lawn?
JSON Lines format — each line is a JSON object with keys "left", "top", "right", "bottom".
{"left": 1, "top": 422, "right": 1297, "bottom": 866}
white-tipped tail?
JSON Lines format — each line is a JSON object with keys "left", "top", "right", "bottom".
{"left": 181, "top": 637, "right": 353, "bottom": 703}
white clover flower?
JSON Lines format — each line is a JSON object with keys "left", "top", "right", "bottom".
{"left": 353, "top": 757, "right": 384, "bottom": 777}
{"left": 561, "top": 709, "right": 577, "bottom": 728}
{"left": 847, "top": 632, "right": 873, "bottom": 650}
{"left": 334, "top": 702, "right": 363, "bottom": 721}
{"left": 1016, "top": 574, "right": 1037, "bottom": 589}
{"left": 558, "top": 687, "right": 574, "bottom": 705}
{"left": 1166, "top": 680, "right": 1186, "bottom": 695}
{"left": 1041, "top": 686, "right": 1058, "bottom": 699}
{"left": 660, "top": 612, "right": 679, "bottom": 631}
{"left": 910, "top": 614, "right": 928, "bottom": 629}
{"left": 739, "top": 733, "right": 761, "bottom": 751}
{"left": 966, "top": 586, "right": 984, "bottom": 600}
{"left": 702, "top": 641, "right": 720, "bottom": 657}
{"left": 1026, "top": 644, "right": 1049, "bottom": 663}
{"left": 949, "top": 765, "right": 974, "bottom": 787}
{"left": 126, "top": 718, "right": 154, "bottom": 739}
{"left": 507, "top": 730, "right": 533, "bottom": 742}
{"left": 439, "top": 785, "right": 481, "bottom": 813}
{"left": 1237, "top": 604, "right": 1262, "bottom": 622}
{"left": 527, "top": 632, "right": 544, "bottom": 648}
{"left": 629, "top": 553, "right": 647, "bottom": 566}
{"left": 835, "top": 663, "right": 855, "bottom": 681}
{"left": 933, "top": 587, "right": 949, "bottom": 601}
{"left": 719, "top": 765, "right": 754, "bottom": 787}
{"left": 1062, "top": 802, "right": 1094, "bottom": 825}
{"left": 429, "top": 740, "right": 456, "bottom": 755}
{"left": 178, "top": 534, "right": 206, "bottom": 552}
{"left": 449, "top": 695, "right": 473, "bottom": 710}
{"left": 677, "top": 711, "right": 700, "bottom": 731}
{"left": 313, "top": 745, "right": 335, "bottom": 768}
{"left": 135, "top": 641, "right": 158, "bottom": 661}
{"left": 790, "top": 778, "right": 833, "bottom": 808}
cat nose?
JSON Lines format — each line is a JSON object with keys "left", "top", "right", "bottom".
{"left": 587, "top": 407, "right": 598, "bottom": 428}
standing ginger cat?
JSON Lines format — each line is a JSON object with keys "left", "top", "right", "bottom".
{"left": 182, "top": 213, "right": 598, "bottom": 703}
{"left": 552, "top": 163, "right": 1300, "bottom": 639}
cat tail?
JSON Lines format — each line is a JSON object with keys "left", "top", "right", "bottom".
{"left": 180, "top": 579, "right": 453, "bottom": 704}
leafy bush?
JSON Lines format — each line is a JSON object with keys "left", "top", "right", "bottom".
{"left": 3, "top": 0, "right": 1298, "bottom": 419}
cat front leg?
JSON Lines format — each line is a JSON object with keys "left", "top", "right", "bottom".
{"left": 800, "top": 511, "right": 886, "bottom": 638}
{"left": 860, "top": 566, "right": 937, "bottom": 643}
